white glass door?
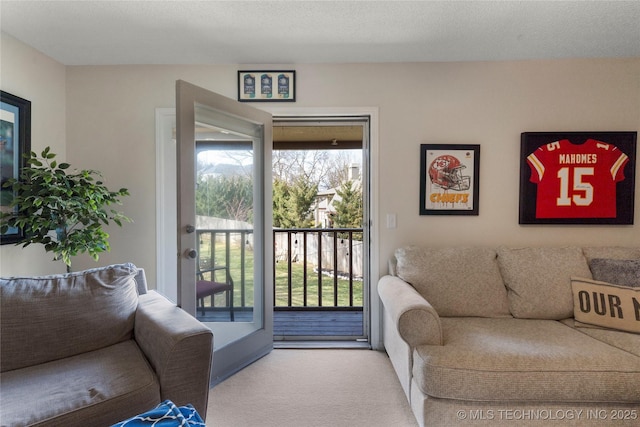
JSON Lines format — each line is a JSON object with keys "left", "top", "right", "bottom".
{"left": 176, "top": 80, "right": 273, "bottom": 384}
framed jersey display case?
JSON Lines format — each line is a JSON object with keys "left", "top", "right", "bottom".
{"left": 519, "top": 132, "right": 636, "bottom": 225}
{"left": 420, "top": 143, "right": 480, "bottom": 215}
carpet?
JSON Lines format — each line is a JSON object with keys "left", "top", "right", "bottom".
{"left": 206, "top": 349, "right": 418, "bottom": 427}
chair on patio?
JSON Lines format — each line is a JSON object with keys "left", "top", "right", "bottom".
{"left": 196, "top": 260, "right": 234, "bottom": 321}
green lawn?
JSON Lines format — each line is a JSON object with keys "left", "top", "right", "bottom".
{"left": 274, "top": 260, "right": 363, "bottom": 307}
{"left": 199, "top": 235, "right": 363, "bottom": 308}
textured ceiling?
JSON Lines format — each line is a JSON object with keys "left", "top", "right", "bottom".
{"left": 1, "top": 1, "right": 639, "bottom": 66}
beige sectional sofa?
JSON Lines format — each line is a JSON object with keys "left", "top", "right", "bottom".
{"left": 379, "top": 246, "right": 640, "bottom": 426}
{"left": 0, "top": 263, "right": 213, "bottom": 427}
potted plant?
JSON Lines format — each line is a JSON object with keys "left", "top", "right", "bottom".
{"left": 0, "top": 147, "right": 130, "bottom": 272}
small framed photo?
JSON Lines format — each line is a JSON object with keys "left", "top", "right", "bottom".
{"left": 238, "top": 70, "right": 296, "bottom": 102}
{"left": 1, "top": 91, "right": 31, "bottom": 244}
{"left": 519, "top": 131, "right": 636, "bottom": 225}
{"left": 420, "top": 144, "right": 480, "bottom": 215}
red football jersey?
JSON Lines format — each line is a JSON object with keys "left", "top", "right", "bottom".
{"left": 526, "top": 139, "right": 629, "bottom": 218}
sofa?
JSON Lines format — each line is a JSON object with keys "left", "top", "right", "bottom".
{"left": 378, "top": 246, "right": 640, "bottom": 426}
{"left": 0, "top": 263, "right": 214, "bottom": 427}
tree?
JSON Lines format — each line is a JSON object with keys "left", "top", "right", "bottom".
{"left": 196, "top": 174, "right": 253, "bottom": 223}
{"left": 332, "top": 180, "right": 363, "bottom": 229}
{"left": 273, "top": 149, "right": 359, "bottom": 191}
{"left": 324, "top": 151, "right": 360, "bottom": 190}
{"left": 272, "top": 179, "right": 290, "bottom": 228}
{"left": 0, "top": 147, "right": 130, "bottom": 271}
{"left": 273, "top": 177, "right": 317, "bottom": 228}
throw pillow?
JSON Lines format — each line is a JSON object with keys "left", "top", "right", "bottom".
{"left": 571, "top": 277, "right": 640, "bottom": 334}
{"left": 0, "top": 263, "right": 139, "bottom": 372}
{"left": 111, "top": 400, "right": 205, "bottom": 427}
{"left": 589, "top": 258, "right": 640, "bottom": 288}
{"left": 496, "top": 246, "right": 592, "bottom": 319}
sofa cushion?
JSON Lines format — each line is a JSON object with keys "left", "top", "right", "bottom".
{"left": 412, "top": 317, "right": 640, "bottom": 403}
{"left": 0, "top": 263, "right": 139, "bottom": 372}
{"left": 582, "top": 246, "right": 640, "bottom": 262}
{"left": 394, "top": 246, "right": 510, "bottom": 317}
{"left": 496, "top": 246, "right": 592, "bottom": 319}
{"left": 571, "top": 277, "right": 640, "bottom": 334}
{"left": 0, "top": 340, "right": 160, "bottom": 427}
{"left": 589, "top": 258, "right": 640, "bottom": 288}
{"left": 561, "top": 318, "right": 640, "bottom": 357}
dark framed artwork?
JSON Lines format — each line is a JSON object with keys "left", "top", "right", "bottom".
{"left": 420, "top": 144, "right": 480, "bottom": 215}
{"left": 1, "top": 91, "right": 31, "bottom": 244}
{"left": 238, "top": 70, "right": 296, "bottom": 102}
{"left": 519, "top": 131, "right": 636, "bottom": 225}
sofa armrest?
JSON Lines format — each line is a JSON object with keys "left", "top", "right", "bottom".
{"left": 378, "top": 275, "right": 443, "bottom": 347}
{"left": 134, "top": 291, "right": 213, "bottom": 418}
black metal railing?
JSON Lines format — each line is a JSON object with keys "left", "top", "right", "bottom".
{"left": 196, "top": 228, "right": 363, "bottom": 312}
{"left": 197, "top": 229, "right": 253, "bottom": 309}
{"left": 274, "top": 228, "right": 363, "bottom": 311}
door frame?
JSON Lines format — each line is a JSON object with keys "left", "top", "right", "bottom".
{"left": 265, "top": 106, "right": 381, "bottom": 349}
{"left": 155, "top": 105, "right": 382, "bottom": 350}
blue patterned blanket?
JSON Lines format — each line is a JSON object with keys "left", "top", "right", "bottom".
{"left": 111, "top": 400, "right": 205, "bottom": 427}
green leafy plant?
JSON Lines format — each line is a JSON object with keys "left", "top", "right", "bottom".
{"left": 0, "top": 147, "right": 131, "bottom": 271}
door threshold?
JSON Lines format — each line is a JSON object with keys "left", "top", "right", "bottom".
{"left": 273, "top": 340, "right": 371, "bottom": 349}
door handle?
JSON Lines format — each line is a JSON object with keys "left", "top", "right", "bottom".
{"left": 185, "top": 225, "right": 195, "bottom": 234}
{"left": 185, "top": 248, "right": 197, "bottom": 259}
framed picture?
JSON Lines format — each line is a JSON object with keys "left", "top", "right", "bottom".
{"left": 519, "top": 131, "right": 636, "bottom": 225}
{"left": 1, "top": 91, "right": 31, "bottom": 244}
{"left": 420, "top": 144, "right": 480, "bottom": 215}
{"left": 238, "top": 70, "right": 296, "bottom": 102}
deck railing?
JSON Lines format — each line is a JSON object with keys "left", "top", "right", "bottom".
{"left": 197, "top": 228, "right": 253, "bottom": 309}
{"left": 274, "top": 228, "right": 363, "bottom": 311}
{"left": 196, "top": 228, "right": 363, "bottom": 312}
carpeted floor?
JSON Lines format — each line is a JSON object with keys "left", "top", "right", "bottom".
{"left": 206, "top": 348, "right": 418, "bottom": 427}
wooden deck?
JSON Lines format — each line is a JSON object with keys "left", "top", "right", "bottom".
{"left": 196, "top": 309, "right": 364, "bottom": 338}
{"left": 274, "top": 310, "right": 364, "bottom": 338}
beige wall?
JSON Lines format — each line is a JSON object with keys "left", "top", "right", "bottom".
{"left": 0, "top": 33, "right": 67, "bottom": 276}
{"left": 2, "top": 34, "right": 640, "bottom": 285}
{"left": 65, "top": 60, "right": 640, "bottom": 286}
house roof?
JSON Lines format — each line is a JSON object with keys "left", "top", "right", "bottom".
{"left": 1, "top": 1, "right": 639, "bottom": 66}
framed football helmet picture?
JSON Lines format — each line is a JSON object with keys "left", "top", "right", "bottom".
{"left": 420, "top": 144, "right": 480, "bottom": 215}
